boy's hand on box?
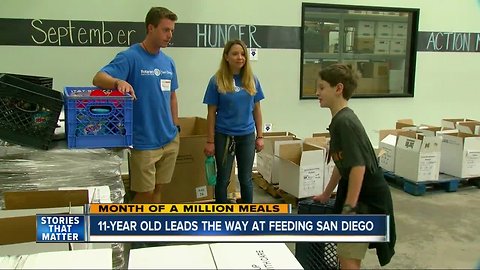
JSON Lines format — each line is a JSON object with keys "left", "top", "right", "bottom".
{"left": 313, "top": 193, "right": 330, "bottom": 203}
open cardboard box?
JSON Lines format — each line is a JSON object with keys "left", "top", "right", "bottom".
{"left": 378, "top": 129, "right": 408, "bottom": 172}
{"left": 456, "top": 121, "right": 480, "bottom": 135}
{"left": 277, "top": 142, "right": 326, "bottom": 198}
{"left": 256, "top": 132, "right": 299, "bottom": 184}
{"left": 440, "top": 132, "right": 480, "bottom": 178}
{"left": 441, "top": 118, "right": 478, "bottom": 129}
{"left": 163, "top": 117, "right": 213, "bottom": 203}
{"left": 394, "top": 131, "right": 442, "bottom": 182}
{"left": 0, "top": 190, "right": 110, "bottom": 256}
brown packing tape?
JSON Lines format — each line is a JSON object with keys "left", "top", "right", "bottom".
{"left": 4, "top": 190, "right": 89, "bottom": 210}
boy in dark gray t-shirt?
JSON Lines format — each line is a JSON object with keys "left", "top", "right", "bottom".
{"left": 313, "top": 64, "right": 396, "bottom": 269}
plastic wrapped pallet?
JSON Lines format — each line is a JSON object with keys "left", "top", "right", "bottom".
{"left": 0, "top": 139, "right": 127, "bottom": 269}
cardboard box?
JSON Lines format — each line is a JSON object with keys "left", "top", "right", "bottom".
{"left": 4, "top": 190, "right": 88, "bottom": 210}
{"left": 304, "top": 136, "right": 337, "bottom": 194}
{"left": 418, "top": 126, "right": 457, "bottom": 137}
{"left": 355, "top": 37, "right": 374, "bottom": 53}
{"left": 303, "top": 63, "right": 321, "bottom": 80}
{"left": 374, "top": 39, "right": 390, "bottom": 54}
{"left": 440, "top": 133, "right": 480, "bottom": 178}
{"left": 390, "top": 39, "right": 406, "bottom": 54}
{"left": 5, "top": 249, "right": 112, "bottom": 269}
{"left": 302, "top": 79, "right": 317, "bottom": 96}
{"left": 128, "top": 244, "right": 216, "bottom": 269}
{"left": 379, "top": 134, "right": 398, "bottom": 172}
{"left": 0, "top": 190, "right": 110, "bottom": 256}
{"left": 209, "top": 243, "right": 303, "bottom": 270}
{"left": 161, "top": 117, "right": 214, "bottom": 203}
{"left": 312, "top": 132, "right": 330, "bottom": 138}
{"left": 394, "top": 133, "right": 442, "bottom": 182}
{"left": 357, "top": 77, "right": 389, "bottom": 94}
{"left": 392, "top": 22, "right": 408, "bottom": 38}
{"left": 0, "top": 206, "right": 86, "bottom": 256}
{"left": 375, "top": 22, "right": 393, "bottom": 38}
{"left": 456, "top": 121, "right": 480, "bottom": 135}
{"left": 277, "top": 142, "right": 325, "bottom": 198}
{"left": 256, "top": 132, "right": 298, "bottom": 184}
{"left": 373, "top": 62, "right": 389, "bottom": 78}
{"left": 441, "top": 118, "right": 477, "bottom": 129}
{"left": 356, "top": 21, "right": 375, "bottom": 37}
{"left": 395, "top": 119, "right": 415, "bottom": 130}
{"left": 372, "top": 78, "right": 389, "bottom": 93}
{"left": 356, "top": 78, "right": 374, "bottom": 94}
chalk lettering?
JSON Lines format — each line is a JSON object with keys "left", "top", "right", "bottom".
{"left": 31, "top": 19, "right": 47, "bottom": 44}
{"left": 196, "top": 24, "right": 262, "bottom": 48}
{"left": 30, "top": 19, "right": 136, "bottom": 46}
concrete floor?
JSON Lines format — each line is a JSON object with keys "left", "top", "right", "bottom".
{"left": 252, "top": 182, "right": 480, "bottom": 269}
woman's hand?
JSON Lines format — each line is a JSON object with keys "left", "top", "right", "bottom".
{"left": 204, "top": 142, "right": 215, "bottom": 156}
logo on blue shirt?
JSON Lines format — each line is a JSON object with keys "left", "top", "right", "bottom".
{"left": 140, "top": 69, "right": 173, "bottom": 76}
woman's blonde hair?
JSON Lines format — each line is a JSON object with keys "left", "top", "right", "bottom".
{"left": 215, "top": 40, "right": 256, "bottom": 95}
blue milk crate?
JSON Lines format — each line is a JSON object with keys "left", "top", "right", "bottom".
{"left": 64, "top": 87, "right": 133, "bottom": 149}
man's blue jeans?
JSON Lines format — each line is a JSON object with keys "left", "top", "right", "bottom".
{"left": 214, "top": 132, "right": 256, "bottom": 203}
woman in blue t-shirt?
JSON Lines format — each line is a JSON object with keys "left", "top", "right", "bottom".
{"left": 203, "top": 39, "right": 265, "bottom": 203}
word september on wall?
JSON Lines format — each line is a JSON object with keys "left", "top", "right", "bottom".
{"left": 30, "top": 19, "right": 139, "bottom": 46}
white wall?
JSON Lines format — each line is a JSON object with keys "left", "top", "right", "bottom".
{"left": 1, "top": 0, "right": 479, "bottom": 144}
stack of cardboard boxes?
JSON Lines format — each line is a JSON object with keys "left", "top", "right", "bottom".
{"left": 256, "top": 132, "right": 334, "bottom": 199}
{"left": 378, "top": 118, "right": 480, "bottom": 181}
{"left": 0, "top": 190, "right": 113, "bottom": 268}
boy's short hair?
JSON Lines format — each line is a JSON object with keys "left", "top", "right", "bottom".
{"left": 319, "top": 64, "right": 359, "bottom": 100}
{"left": 145, "top": 7, "right": 177, "bottom": 32}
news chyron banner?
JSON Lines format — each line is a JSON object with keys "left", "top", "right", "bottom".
{"left": 36, "top": 204, "right": 390, "bottom": 243}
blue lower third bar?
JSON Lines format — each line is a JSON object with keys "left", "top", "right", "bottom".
{"left": 36, "top": 215, "right": 86, "bottom": 242}
{"left": 87, "top": 214, "right": 389, "bottom": 243}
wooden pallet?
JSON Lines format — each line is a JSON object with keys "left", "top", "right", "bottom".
{"left": 277, "top": 189, "right": 307, "bottom": 208}
{"left": 384, "top": 170, "right": 480, "bottom": 196}
{"left": 252, "top": 172, "right": 281, "bottom": 198}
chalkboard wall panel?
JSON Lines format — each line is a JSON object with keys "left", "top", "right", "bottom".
{"left": 0, "top": 18, "right": 300, "bottom": 49}
{"left": 1, "top": 18, "right": 479, "bottom": 52}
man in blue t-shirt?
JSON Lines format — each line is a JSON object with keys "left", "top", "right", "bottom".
{"left": 93, "top": 7, "right": 180, "bottom": 204}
